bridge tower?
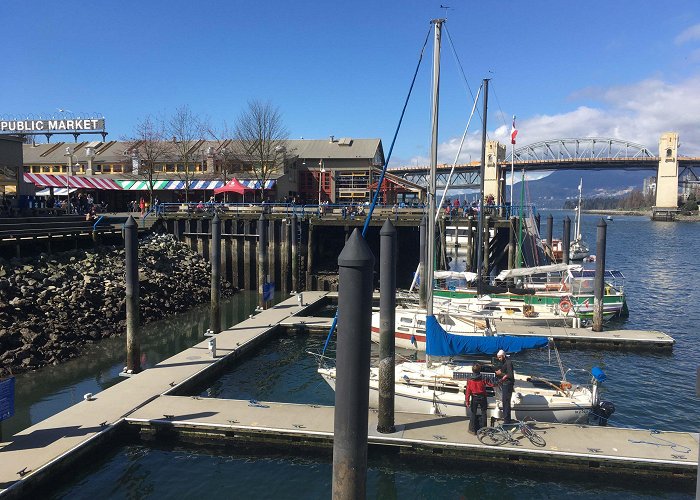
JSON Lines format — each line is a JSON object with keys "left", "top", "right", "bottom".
{"left": 483, "top": 140, "right": 506, "bottom": 204}
{"left": 654, "top": 132, "right": 680, "bottom": 214}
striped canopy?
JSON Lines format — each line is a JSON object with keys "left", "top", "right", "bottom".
{"left": 117, "top": 180, "right": 224, "bottom": 190}
{"left": 24, "top": 173, "right": 122, "bottom": 190}
{"left": 239, "top": 179, "right": 276, "bottom": 190}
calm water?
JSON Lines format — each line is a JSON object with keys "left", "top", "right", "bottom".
{"left": 9, "top": 213, "right": 700, "bottom": 498}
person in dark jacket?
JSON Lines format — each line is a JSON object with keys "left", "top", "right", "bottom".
{"left": 465, "top": 363, "right": 489, "bottom": 434}
{"left": 495, "top": 349, "right": 515, "bottom": 424}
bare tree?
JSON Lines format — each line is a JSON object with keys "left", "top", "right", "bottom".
{"left": 168, "top": 105, "right": 205, "bottom": 203}
{"left": 231, "top": 100, "right": 290, "bottom": 201}
{"left": 125, "top": 115, "right": 169, "bottom": 206}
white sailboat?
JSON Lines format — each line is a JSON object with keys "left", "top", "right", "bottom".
{"left": 570, "top": 178, "right": 590, "bottom": 261}
{"left": 319, "top": 19, "right": 612, "bottom": 425}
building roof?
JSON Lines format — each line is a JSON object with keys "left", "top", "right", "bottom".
{"left": 23, "top": 137, "right": 384, "bottom": 165}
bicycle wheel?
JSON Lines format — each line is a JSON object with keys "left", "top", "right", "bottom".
{"left": 522, "top": 426, "right": 546, "bottom": 447}
{"left": 477, "top": 427, "right": 508, "bottom": 446}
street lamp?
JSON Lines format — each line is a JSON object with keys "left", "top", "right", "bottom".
{"left": 318, "top": 159, "right": 325, "bottom": 214}
{"left": 64, "top": 146, "right": 74, "bottom": 214}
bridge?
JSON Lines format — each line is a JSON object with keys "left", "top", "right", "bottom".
{"left": 389, "top": 134, "right": 700, "bottom": 219}
{"left": 391, "top": 137, "right": 699, "bottom": 189}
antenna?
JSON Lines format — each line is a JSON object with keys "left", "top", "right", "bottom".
{"left": 440, "top": 4, "right": 451, "bottom": 16}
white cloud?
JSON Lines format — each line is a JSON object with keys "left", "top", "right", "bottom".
{"left": 401, "top": 74, "right": 700, "bottom": 167}
{"left": 675, "top": 23, "right": 700, "bottom": 45}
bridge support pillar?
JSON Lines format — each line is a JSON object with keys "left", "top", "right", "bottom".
{"left": 654, "top": 132, "right": 680, "bottom": 214}
{"left": 483, "top": 140, "right": 506, "bottom": 206}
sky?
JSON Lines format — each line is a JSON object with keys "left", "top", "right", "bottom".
{"left": 2, "top": 1, "right": 700, "bottom": 167}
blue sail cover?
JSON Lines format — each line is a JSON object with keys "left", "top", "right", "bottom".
{"left": 425, "top": 315, "right": 549, "bottom": 356}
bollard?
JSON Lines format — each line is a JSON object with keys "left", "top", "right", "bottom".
{"left": 124, "top": 216, "right": 141, "bottom": 374}
{"left": 562, "top": 216, "right": 571, "bottom": 265}
{"left": 546, "top": 214, "right": 553, "bottom": 252}
{"left": 419, "top": 216, "right": 427, "bottom": 308}
{"left": 332, "top": 229, "right": 374, "bottom": 499}
{"left": 378, "top": 220, "right": 396, "bottom": 434}
{"left": 208, "top": 336, "right": 217, "bottom": 358}
{"left": 258, "top": 213, "right": 268, "bottom": 309}
{"left": 210, "top": 214, "right": 222, "bottom": 334}
{"left": 592, "top": 219, "right": 607, "bottom": 332}
{"left": 297, "top": 292, "right": 303, "bottom": 307}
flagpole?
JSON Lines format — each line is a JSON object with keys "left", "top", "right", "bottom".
{"left": 509, "top": 115, "right": 516, "bottom": 208}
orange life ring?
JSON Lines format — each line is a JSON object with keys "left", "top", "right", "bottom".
{"left": 559, "top": 298, "right": 572, "bottom": 313}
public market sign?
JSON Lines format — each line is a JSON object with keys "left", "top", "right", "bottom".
{"left": 0, "top": 119, "right": 105, "bottom": 134}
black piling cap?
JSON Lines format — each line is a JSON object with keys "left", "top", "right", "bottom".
{"left": 598, "top": 218, "right": 607, "bottom": 228}
{"left": 259, "top": 212, "right": 266, "bottom": 222}
{"left": 125, "top": 216, "right": 137, "bottom": 228}
{"left": 212, "top": 213, "right": 221, "bottom": 225}
{"left": 380, "top": 219, "right": 396, "bottom": 236}
{"left": 338, "top": 229, "right": 375, "bottom": 268}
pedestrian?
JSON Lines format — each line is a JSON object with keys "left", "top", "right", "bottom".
{"left": 494, "top": 349, "right": 515, "bottom": 424}
{"left": 465, "top": 363, "right": 489, "bottom": 434}
{"left": 139, "top": 197, "right": 145, "bottom": 216}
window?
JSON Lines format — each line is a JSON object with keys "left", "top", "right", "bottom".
{"left": 666, "top": 148, "right": 673, "bottom": 158}
{"left": 52, "top": 166, "right": 61, "bottom": 173}
{"left": 166, "top": 164, "right": 175, "bottom": 172}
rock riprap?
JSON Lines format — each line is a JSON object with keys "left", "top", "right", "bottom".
{"left": 0, "top": 233, "right": 236, "bottom": 376}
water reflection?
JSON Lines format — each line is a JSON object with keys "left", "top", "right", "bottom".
{"left": 5, "top": 291, "right": 262, "bottom": 437}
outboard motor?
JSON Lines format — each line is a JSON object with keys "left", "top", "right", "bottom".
{"left": 592, "top": 400, "right": 616, "bottom": 426}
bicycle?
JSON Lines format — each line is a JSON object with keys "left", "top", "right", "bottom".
{"left": 476, "top": 418, "right": 546, "bottom": 448}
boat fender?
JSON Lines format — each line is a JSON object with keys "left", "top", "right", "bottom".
{"left": 560, "top": 381, "right": 572, "bottom": 390}
{"left": 559, "top": 298, "right": 573, "bottom": 313}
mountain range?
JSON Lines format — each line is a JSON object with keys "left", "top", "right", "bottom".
{"left": 507, "top": 168, "right": 656, "bottom": 209}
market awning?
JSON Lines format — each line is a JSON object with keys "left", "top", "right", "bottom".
{"left": 24, "top": 173, "right": 122, "bottom": 190}
{"left": 239, "top": 179, "right": 276, "bottom": 190}
{"left": 116, "top": 180, "right": 224, "bottom": 190}
{"left": 36, "top": 187, "right": 77, "bottom": 196}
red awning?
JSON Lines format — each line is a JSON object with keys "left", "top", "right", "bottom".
{"left": 23, "top": 173, "right": 122, "bottom": 190}
{"left": 214, "top": 178, "right": 254, "bottom": 195}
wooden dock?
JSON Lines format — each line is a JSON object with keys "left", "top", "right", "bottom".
{"left": 0, "top": 291, "right": 693, "bottom": 498}
{"left": 280, "top": 315, "right": 675, "bottom": 350}
{"left": 0, "top": 291, "right": 329, "bottom": 498}
{"left": 126, "top": 396, "right": 698, "bottom": 483}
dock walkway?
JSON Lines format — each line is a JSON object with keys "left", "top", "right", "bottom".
{"left": 127, "top": 396, "right": 698, "bottom": 482}
{"left": 0, "top": 292, "right": 329, "bottom": 497}
{"left": 280, "top": 315, "right": 675, "bottom": 350}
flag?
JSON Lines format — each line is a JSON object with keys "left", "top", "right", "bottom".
{"left": 510, "top": 115, "right": 518, "bottom": 145}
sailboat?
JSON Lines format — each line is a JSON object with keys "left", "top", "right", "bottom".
{"left": 319, "top": 19, "right": 611, "bottom": 424}
{"left": 570, "top": 178, "right": 590, "bottom": 261}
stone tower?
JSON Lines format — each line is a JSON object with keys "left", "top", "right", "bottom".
{"left": 655, "top": 132, "right": 679, "bottom": 209}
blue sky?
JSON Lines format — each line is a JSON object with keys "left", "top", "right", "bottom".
{"left": 3, "top": 1, "right": 700, "bottom": 165}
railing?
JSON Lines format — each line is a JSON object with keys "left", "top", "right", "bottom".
{"left": 150, "top": 202, "right": 537, "bottom": 220}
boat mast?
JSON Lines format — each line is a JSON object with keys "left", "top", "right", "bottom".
{"left": 576, "top": 178, "right": 583, "bottom": 240}
{"left": 475, "top": 78, "right": 489, "bottom": 295}
{"left": 426, "top": 18, "right": 443, "bottom": 318}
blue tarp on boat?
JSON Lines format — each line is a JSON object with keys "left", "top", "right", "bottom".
{"left": 425, "top": 315, "right": 550, "bottom": 356}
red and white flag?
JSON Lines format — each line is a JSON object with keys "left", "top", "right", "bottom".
{"left": 510, "top": 115, "right": 518, "bottom": 145}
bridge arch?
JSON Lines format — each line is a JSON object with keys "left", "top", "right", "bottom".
{"left": 507, "top": 138, "right": 654, "bottom": 163}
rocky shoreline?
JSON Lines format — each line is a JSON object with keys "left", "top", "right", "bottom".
{"left": 0, "top": 234, "right": 236, "bottom": 377}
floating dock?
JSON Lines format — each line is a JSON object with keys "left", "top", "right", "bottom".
{"left": 0, "top": 291, "right": 693, "bottom": 498}
{"left": 128, "top": 396, "right": 698, "bottom": 483}
{"left": 280, "top": 315, "right": 675, "bottom": 350}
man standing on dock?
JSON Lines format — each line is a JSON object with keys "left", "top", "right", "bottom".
{"left": 495, "top": 349, "right": 514, "bottom": 424}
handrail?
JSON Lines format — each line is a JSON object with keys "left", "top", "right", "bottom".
{"left": 92, "top": 215, "right": 104, "bottom": 231}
